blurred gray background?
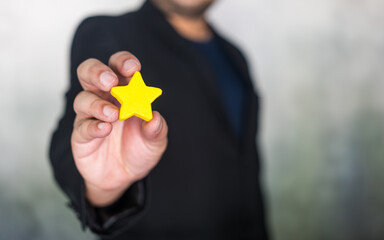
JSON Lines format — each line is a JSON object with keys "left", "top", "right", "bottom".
{"left": 0, "top": 0, "right": 383, "bottom": 239}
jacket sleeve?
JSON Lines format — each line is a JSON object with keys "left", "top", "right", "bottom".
{"left": 49, "top": 16, "right": 148, "bottom": 238}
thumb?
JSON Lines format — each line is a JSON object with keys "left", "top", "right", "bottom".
{"left": 141, "top": 111, "right": 168, "bottom": 147}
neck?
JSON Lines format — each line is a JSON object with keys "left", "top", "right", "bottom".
{"left": 167, "top": 14, "right": 213, "bottom": 42}
{"left": 150, "top": 0, "right": 213, "bottom": 42}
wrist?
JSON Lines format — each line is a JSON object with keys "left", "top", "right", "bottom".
{"left": 85, "top": 180, "right": 133, "bottom": 207}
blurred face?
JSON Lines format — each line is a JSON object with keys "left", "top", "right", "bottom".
{"left": 151, "top": 0, "right": 215, "bottom": 18}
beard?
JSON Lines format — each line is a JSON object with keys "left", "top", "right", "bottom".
{"left": 152, "top": 0, "right": 215, "bottom": 19}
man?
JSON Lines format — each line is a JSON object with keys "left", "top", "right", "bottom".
{"left": 50, "top": 0, "right": 268, "bottom": 239}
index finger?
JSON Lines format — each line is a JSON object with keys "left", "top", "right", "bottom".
{"left": 77, "top": 58, "right": 118, "bottom": 92}
{"left": 108, "top": 51, "right": 141, "bottom": 78}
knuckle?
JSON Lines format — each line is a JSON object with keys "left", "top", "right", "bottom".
{"left": 88, "top": 60, "right": 104, "bottom": 76}
{"left": 73, "top": 91, "right": 90, "bottom": 112}
{"left": 108, "top": 53, "right": 119, "bottom": 65}
{"left": 77, "top": 60, "right": 87, "bottom": 73}
{"left": 73, "top": 92, "right": 84, "bottom": 114}
{"left": 76, "top": 63, "right": 85, "bottom": 80}
{"left": 90, "top": 98, "right": 104, "bottom": 117}
{"left": 73, "top": 116, "right": 82, "bottom": 129}
{"left": 78, "top": 58, "right": 105, "bottom": 82}
{"left": 113, "top": 50, "right": 131, "bottom": 58}
{"left": 77, "top": 58, "right": 95, "bottom": 76}
{"left": 78, "top": 120, "right": 91, "bottom": 139}
{"left": 119, "top": 51, "right": 134, "bottom": 59}
{"left": 86, "top": 121, "right": 94, "bottom": 136}
{"left": 109, "top": 51, "right": 138, "bottom": 65}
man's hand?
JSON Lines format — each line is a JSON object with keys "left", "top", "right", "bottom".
{"left": 71, "top": 51, "right": 168, "bottom": 207}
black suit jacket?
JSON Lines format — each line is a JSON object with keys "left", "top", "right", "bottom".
{"left": 50, "top": 1, "right": 268, "bottom": 239}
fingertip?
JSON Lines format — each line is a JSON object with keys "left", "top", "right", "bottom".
{"left": 93, "top": 121, "right": 112, "bottom": 139}
{"left": 97, "top": 122, "right": 107, "bottom": 130}
{"left": 74, "top": 120, "right": 112, "bottom": 144}
{"left": 100, "top": 71, "right": 118, "bottom": 91}
{"left": 123, "top": 59, "right": 141, "bottom": 76}
{"left": 109, "top": 51, "right": 141, "bottom": 77}
{"left": 102, "top": 104, "right": 119, "bottom": 122}
{"left": 98, "top": 120, "right": 112, "bottom": 132}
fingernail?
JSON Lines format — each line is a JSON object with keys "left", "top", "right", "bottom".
{"left": 103, "top": 105, "right": 116, "bottom": 117}
{"left": 100, "top": 71, "right": 116, "bottom": 89}
{"left": 123, "top": 59, "right": 139, "bottom": 74}
{"left": 98, "top": 122, "right": 107, "bottom": 130}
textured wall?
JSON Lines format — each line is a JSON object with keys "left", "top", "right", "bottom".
{"left": 0, "top": 0, "right": 383, "bottom": 239}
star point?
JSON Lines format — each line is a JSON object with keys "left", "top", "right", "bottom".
{"left": 110, "top": 71, "right": 162, "bottom": 121}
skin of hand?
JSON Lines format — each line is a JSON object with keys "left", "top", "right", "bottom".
{"left": 71, "top": 51, "right": 168, "bottom": 207}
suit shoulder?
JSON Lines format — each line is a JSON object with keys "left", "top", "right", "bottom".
{"left": 75, "top": 12, "right": 136, "bottom": 37}
{"left": 71, "top": 11, "right": 140, "bottom": 53}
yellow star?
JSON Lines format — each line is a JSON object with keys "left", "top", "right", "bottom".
{"left": 110, "top": 71, "right": 162, "bottom": 121}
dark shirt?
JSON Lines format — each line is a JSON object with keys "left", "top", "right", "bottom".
{"left": 191, "top": 37, "right": 248, "bottom": 138}
{"left": 49, "top": 1, "right": 268, "bottom": 239}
